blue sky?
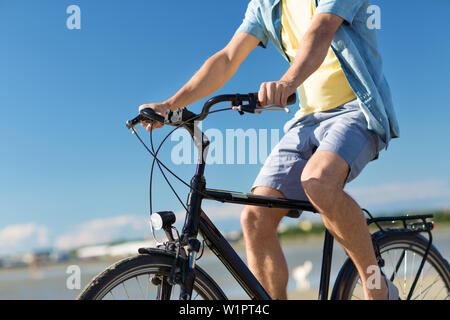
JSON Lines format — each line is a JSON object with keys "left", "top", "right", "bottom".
{"left": 1, "top": 0, "right": 450, "bottom": 256}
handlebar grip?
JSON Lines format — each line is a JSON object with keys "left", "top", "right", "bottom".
{"left": 126, "top": 108, "right": 166, "bottom": 130}
{"left": 251, "top": 93, "right": 297, "bottom": 106}
{"left": 140, "top": 108, "right": 166, "bottom": 124}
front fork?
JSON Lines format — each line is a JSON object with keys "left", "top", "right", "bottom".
{"left": 154, "top": 235, "right": 201, "bottom": 300}
{"left": 179, "top": 238, "right": 201, "bottom": 300}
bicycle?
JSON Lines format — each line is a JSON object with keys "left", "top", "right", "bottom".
{"left": 78, "top": 93, "right": 450, "bottom": 300}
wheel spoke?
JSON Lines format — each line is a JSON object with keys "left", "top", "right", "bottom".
{"left": 122, "top": 283, "right": 130, "bottom": 299}
{"left": 403, "top": 250, "right": 408, "bottom": 296}
{"left": 156, "top": 277, "right": 173, "bottom": 300}
{"left": 386, "top": 249, "right": 400, "bottom": 283}
{"left": 135, "top": 276, "right": 145, "bottom": 299}
{"left": 412, "top": 274, "right": 440, "bottom": 300}
{"left": 147, "top": 274, "right": 151, "bottom": 299}
{"left": 431, "top": 285, "right": 446, "bottom": 300}
{"left": 342, "top": 236, "right": 449, "bottom": 301}
{"left": 410, "top": 252, "right": 416, "bottom": 289}
{"left": 390, "top": 249, "right": 405, "bottom": 283}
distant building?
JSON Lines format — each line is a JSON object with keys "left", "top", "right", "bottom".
{"left": 50, "top": 251, "right": 70, "bottom": 263}
{"left": 0, "top": 256, "right": 28, "bottom": 268}
{"left": 33, "top": 250, "right": 52, "bottom": 265}
{"left": 76, "top": 240, "right": 157, "bottom": 260}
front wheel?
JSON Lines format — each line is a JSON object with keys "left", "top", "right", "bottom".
{"left": 332, "top": 229, "right": 450, "bottom": 300}
{"left": 78, "top": 250, "right": 227, "bottom": 300}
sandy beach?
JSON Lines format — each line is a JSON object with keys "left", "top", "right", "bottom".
{"left": 1, "top": 226, "right": 449, "bottom": 300}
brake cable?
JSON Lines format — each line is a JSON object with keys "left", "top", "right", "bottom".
{"left": 148, "top": 107, "right": 231, "bottom": 211}
{"left": 130, "top": 107, "right": 231, "bottom": 243}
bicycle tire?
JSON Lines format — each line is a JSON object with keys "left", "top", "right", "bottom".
{"left": 332, "top": 229, "right": 450, "bottom": 300}
{"left": 77, "top": 250, "right": 227, "bottom": 300}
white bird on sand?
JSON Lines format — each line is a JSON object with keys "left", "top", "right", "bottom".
{"left": 292, "top": 261, "right": 313, "bottom": 291}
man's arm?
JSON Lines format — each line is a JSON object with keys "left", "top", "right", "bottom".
{"left": 139, "top": 32, "right": 260, "bottom": 131}
{"left": 258, "top": 13, "right": 344, "bottom": 107}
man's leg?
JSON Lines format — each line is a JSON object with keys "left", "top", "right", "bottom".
{"left": 240, "top": 187, "right": 290, "bottom": 300}
{"left": 301, "top": 150, "right": 388, "bottom": 300}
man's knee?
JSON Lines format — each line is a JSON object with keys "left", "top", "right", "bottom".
{"left": 301, "top": 176, "right": 336, "bottom": 210}
{"left": 300, "top": 151, "right": 349, "bottom": 212}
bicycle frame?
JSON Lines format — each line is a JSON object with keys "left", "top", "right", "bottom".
{"left": 136, "top": 95, "right": 435, "bottom": 300}
{"left": 197, "top": 190, "right": 330, "bottom": 300}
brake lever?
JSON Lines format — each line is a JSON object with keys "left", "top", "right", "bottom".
{"left": 232, "top": 105, "right": 290, "bottom": 114}
{"left": 232, "top": 92, "right": 294, "bottom": 114}
{"left": 255, "top": 106, "right": 291, "bottom": 113}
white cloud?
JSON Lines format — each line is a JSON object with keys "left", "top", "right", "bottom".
{"left": 346, "top": 180, "right": 450, "bottom": 207}
{"left": 0, "top": 223, "right": 49, "bottom": 256}
{"left": 54, "top": 215, "right": 148, "bottom": 250}
{"left": 0, "top": 207, "right": 246, "bottom": 256}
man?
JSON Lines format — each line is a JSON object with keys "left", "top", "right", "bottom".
{"left": 139, "top": 0, "right": 400, "bottom": 300}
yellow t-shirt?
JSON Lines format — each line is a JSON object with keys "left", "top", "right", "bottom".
{"left": 281, "top": 0, "right": 357, "bottom": 118}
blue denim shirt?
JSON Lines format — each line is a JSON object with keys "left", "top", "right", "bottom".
{"left": 236, "top": 0, "right": 400, "bottom": 145}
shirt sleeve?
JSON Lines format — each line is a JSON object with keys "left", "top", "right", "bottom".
{"left": 315, "top": 0, "right": 365, "bottom": 24}
{"left": 235, "top": 0, "right": 269, "bottom": 48}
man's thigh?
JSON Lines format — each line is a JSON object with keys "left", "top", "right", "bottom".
{"left": 251, "top": 127, "right": 310, "bottom": 203}
{"left": 251, "top": 101, "right": 385, "bottom": 203}
{"left": 311, "top": 107, "right": 385, "bottom": 184}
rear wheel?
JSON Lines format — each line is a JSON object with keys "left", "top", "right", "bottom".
{"left": 333, "top": 230, "right": 450, "bottom": 300}
{"left": 78, "top": 252, "right": 227, "bottom": 300}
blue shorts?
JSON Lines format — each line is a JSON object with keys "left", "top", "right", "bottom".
{"left": 252, "top": 99, "right": 386, "bottom": 206}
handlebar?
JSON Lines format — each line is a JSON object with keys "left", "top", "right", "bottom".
{"left": 126, "top": 92, "right": 296, "bottom": 130}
